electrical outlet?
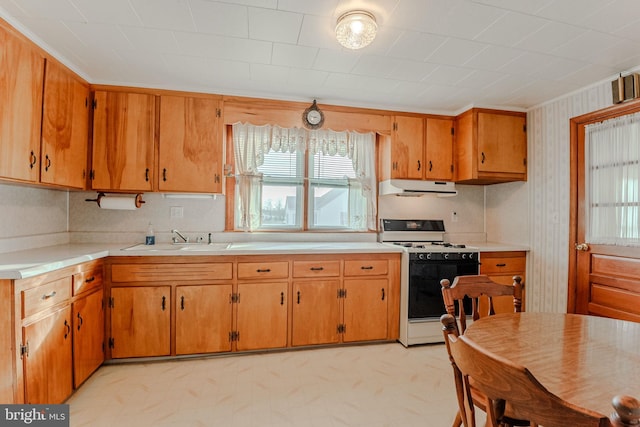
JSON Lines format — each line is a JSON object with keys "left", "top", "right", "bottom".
{"left": 451, "top": 211, "right": 458, "bottom": 223}
{"left": 170, "top": 206, "right": 184, "bottom": 219}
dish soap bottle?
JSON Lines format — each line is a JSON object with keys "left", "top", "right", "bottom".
{"left": 145, "top": 222, "right": 155, "bottom": 245}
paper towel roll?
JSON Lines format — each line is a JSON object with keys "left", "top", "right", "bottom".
{"left": 98, "top": 194, "right": 143, "bottom": 210}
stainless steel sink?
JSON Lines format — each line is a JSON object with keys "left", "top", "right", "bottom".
{"left": 121, "top": 243, "right": 230, "bottom": 252}
{"left": 122, "top": 243, "right": 183, "bottom": 251}
{"left": 178, "top": 243, "right": 230, "bottom": 251}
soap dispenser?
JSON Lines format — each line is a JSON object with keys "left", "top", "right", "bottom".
{"left": 145, "top": 222, "right": 155, "bottom": 245}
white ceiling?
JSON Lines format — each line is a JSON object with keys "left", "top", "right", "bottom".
{"left": 2, "top": 0, "right": 640, "bottom": 114}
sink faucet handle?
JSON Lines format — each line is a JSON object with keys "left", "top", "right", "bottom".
{"left": 208, "top": 233, "right": 212, "bottom": 244}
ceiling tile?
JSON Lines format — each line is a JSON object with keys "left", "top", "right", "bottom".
{"left": 288, "top": 68, "right": 329, "bottom": 87}
{"left": 313, "top": 49, "right": 361, "bottom": 73}
{"left": 173, "top": 31, "right": 272, "bottom": 63}
{"left": 469, "top": 0, "right": 553, "bottom": 14}
{"left": 277, "top": 0, "right": 339, "bottom": 16}
{"left": 475, "top": 11, "right": 550, "bottom": 47}
{"left": 389, "top": 59, "right": 439, "bottom": 82}
{"left": 250, "top": 63, "right": 289, "bottom": 84}
{"left": 351, "top": 55, "right": 398, "bottom": 78}
{"left": 386, "top": 31, "right": 447, "bottom": 61}
{"left": 71, "top": 0, "right": 142, "bottom": 25}
{"left": 535, "top": 0, "right": 615, "bottom": 26}
{"left": 129, "top": 0, "right": 195, "bottom": 31}
{"left": 515, "top": 21, "right": 585, "bottom": 54}
{"left": 456, "top": 69, "right": 507, "bottom": 89}
{"left": 120, "top": 26, "right": 180, "bottom": 53}
{"left": 65, "top": 21, "right": 134, "bottom": 50}
{"left": 551, "top": 30, "right": 625, "bottom": 62}
{"left": 427, "top": 38, "right": 488, "bottom": 67}
{"left": 248, "top": 7, "right": 302, "bottom": 43}
{"left": 298, "top": 14, "right": 336, "bottom": 49}
{"left": 2, "top": 0, "right": 83, "bottom": 21}
{"left": 424, "top": 65, "right": 474, "bottom": 85}
{"left": 190, "top": 0, "right": 248, "bottom": 37}
{"left": 463, "top": 45, "right": 523, "bottom": 71}
{"left": 271, "top": 43, "right": 318, "bottom": 68}
{"left": 579, "top": 0, "right": 640, "bottom": 33}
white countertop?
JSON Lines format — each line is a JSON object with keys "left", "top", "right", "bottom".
{"left": 0, "top": 241, "right": 528, "bottom": 280}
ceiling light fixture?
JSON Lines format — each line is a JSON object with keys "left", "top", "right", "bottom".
{"left": 335, "top": 10, "right": 377, "bottom": 50}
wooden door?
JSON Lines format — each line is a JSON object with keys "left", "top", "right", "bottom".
{"left": 110, "top": 286, "right": 170, "bottom": 358}
{"left": 424, "top": 117, "right": 454, "bottom": 180}
{"left": 72, "top": 289, "right": 104, "bottom": 388}
{"left": 391, "top": 116, "right": 424, "bottom": 179}
{"left": 236, "top": 282, "right": 288, "bottom": 351}
{"left": 23, "top": 305, "right": 72, "bottom": 404}
{"left": 342, "top": 279, "right": 388, "bottom": 342}
{"left": 41, "top": 61, "right": 89, "bottom": 188}
{"left": 570, "top": 103, "right": 640, "bottom": 321}
{"left": 91, "top": 91, "right": 155, "bottom": 191}
{"left": 291, "top": 280, "right": 340, "bottom": 346}
{"left": 477, "top": 112, "right": 526, "bottom": 174}
{"left": 175, "top": 284, "right": 232, "bottom": 354}
{"left": 0, "top": 23, "right": 44, "bottom": 182}
{"left": 159, "top": 96, "right": 222, "bottom": 193}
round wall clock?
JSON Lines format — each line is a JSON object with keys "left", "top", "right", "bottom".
{"left": 302, "top": 100, "right": 324, "bottom": 129}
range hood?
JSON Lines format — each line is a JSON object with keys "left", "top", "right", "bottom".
{"left": 379, "top": 179, "right": 457, "bottom": 197}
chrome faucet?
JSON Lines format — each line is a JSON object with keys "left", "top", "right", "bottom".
{"left": 171, "top": 229, "right": 189, "bottom": 243}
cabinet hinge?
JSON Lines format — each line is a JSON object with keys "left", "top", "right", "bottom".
{"left": 451, "top": 127, "right": 454, "bottom": 135}
{"left": 393, "top": 122, "right": 398, "bottom": 131}
{"left": 92, "top": 99, "right": 97, "bottom": 109}
{"left": 450, "top": 164, "right": 454, "bottom": 172}
{"left": 216, "top": 108, "right": 221, "bottom": 118}
{"left": 108, "top": 297, "right": 114, "bottom": 308}
{"left": 20, "top": 342, "right": 29, "bottom": 358}
{"left": 108, "top": 337, "right": 114, "bottom": 349}
{"left": 89, "top": 170, "right": 95, "bottom": 180}
{"left": 228, "top": 331, "right": 240, "bottom": 342}
{"left": 337, "top": 324, "right": 346, "bottom": 334}
{"left": 230, "top": 293, "right": 240, "bottom": 303}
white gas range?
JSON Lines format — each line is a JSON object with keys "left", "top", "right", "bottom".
{"left": 379, "top": 219, "right": 479, "bottom": 346}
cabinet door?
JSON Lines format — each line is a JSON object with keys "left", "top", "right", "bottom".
{"left": 23, "top": 305, "right": 72, "bottom": 404}
{"left": 392, "top": 116, "right": 424, "bottom": 179}
{"left": 236, "top": 282, "right": 288, "bottom": 351}
{"left": 477, "top": 112, "right": 527, "bottom": 174}
{"left": 343, "top": 279, "right": 388, "bottom": 342}
{"left": 73, "top": 289, "right": 104, "bottom": 388}
{"left": 424, "top": 117, "right": 453, "bottom": 181}
{"left": 91, "top": 91, "right": 155, "bottom": 191}
{"left": 0, "top": 24, "right": 44, "bottom": 182}
{"left": 110, "top": 286, "right": 170, "bottom": 358}
{"left": 41, "top": 61, "right": 90, "bottom": 188}
{"left": 159, "top": 96, "right": 222, "bottom": 193}
{"left": 175, "top": 284, "right": 232, "bottom": 355}
{"left": 291, "top": 280, "right": 340, "bottom": 346}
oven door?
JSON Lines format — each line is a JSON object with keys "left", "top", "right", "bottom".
{"left": 408, "top": 258, "right": 479, "bottom": 319}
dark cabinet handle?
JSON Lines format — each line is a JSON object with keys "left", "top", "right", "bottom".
{"left": 145, "top": 168, "right": 150, "bottom": 182}
{"left": 64, "top": 319, "right": 71, "bottom": 339}
{"left": 85, "top": 276, "right": 95, "bottom": 283}
{"left": 45, "top": 154, "right": 51, "bottom": 171}
{"left": 429, "top": 160, "right": 433, "bottom": 172}
{"left": 256, "top": 269, "right": 271, "bottom": 273}
{"left": 163, "top": 168, "right": 167, "bottom": 181}
{"left": 361, "top": 266, "right": 374, "bottom": 270}
{"left": 161, "top": 296, "right": 166, "bottom": 311}
{"left": 297, "top": 291, "right": 300, "bottom": 304}
{"left": 281, "top": 292, "right": 285, "bottom": 305}
{"left": 417, "top": 160, "right": 421, "bottom": 171}
{"left": 29, "top": 151, "right": 37, "bottom": 169}
{"left": 496, "top": 263, "right": 507, "bottom": 267}
{"left": 41, "top": 291, "right": 57, "bottom": 300}
{"left": 381, "top": 288, "right": 385, "bottom": 301}
{"left": 180, "top": 295, "right": 185, "bottom": 310}
{"left": 481, "top": 152, "right": 486, "bottom": 164}
{"left": 77, "top": 312, "right": 83, "bottom": 330}
{"left": 309, "top": 267, "right": 324, "bottom": 271}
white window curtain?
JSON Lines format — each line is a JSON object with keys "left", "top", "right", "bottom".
{"left": 585, "top": 111, "right": 640, "bottom": 246}
{"left": 232, "top": 123, "right": 377, "bottom": 231}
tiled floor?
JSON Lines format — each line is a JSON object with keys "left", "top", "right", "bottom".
{"left": 67, "top": 342, "right": 477, "bottom": 426}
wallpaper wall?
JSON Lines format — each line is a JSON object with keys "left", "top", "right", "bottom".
{"left": 521, "top": 81, "right": 612, "bottom": 312}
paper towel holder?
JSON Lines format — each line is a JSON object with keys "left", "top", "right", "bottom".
{"left": 85, "top": 192, "right": 145, "bottom": 208}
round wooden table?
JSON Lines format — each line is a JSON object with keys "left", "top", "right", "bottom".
{"left": 463, "top": 312, "right": 640, "bottom": 417}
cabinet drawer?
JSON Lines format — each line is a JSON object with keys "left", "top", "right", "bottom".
{"left": 480, "top": 252, "right": 526, "bottom": 274}
{"left": 293, "top": 260, "right": 340, "bottom": 278}
{"left": 22, "top": 277, "right": 71, "bottom": 318}
{"left": 237, "top": 261, "right": 289, "bottom": 280}
{"left": 73, "top": 267, "right": 103, "bottom": 295}
{"left": 111, "top": 263, "right": 233, "bottom": 282}
{"left": 344, "top": 259, "right": 388, "bottom": 276}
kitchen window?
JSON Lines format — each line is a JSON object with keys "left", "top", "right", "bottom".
{"left": 585, "top": 111, "right": 640, "bottom": 245}
{"left": 232, "top": 123, "right": 376, "bottom": 232}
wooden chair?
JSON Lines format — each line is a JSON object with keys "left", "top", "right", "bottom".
{"left": 440, "top": 313, "right": 640, "bottom": 427}
{"left": 441, "top": 275, "right": 526, "bottom": 427}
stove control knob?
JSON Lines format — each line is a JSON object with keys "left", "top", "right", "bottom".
{"left": 444, "top": 253, "right": 449, "bottom": 260}
{"left": 469, "top": 253, "right": 475, "bottom": 259}
{"left": 461, "top": 253, "right": 467, "bottom": 259}
{"left": 425, "top": 253, "right": 431, "bottom": 260}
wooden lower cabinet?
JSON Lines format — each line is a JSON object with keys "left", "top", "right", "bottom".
{"left": 343, "top": 278, "right": 388, "bottom": 342}
{"left": 22, "top": 305, "right": 73, "bottom": 404}
{"left": 479, "top": 251, "right": 527, "bottom": 314}
{"left": 176, "top": 284, "right": 232, "bottom": 355}
{"left": 72, "top": 289, "right": 104, "bottom": 388}
{"left": 110, "top": 286, "right": 171, "bottom": 358}
{"left": 292, "top": 280, "right": 341, "bottom": 346}
{"left": 236, "top": 282, "right": 288, "bottom": 351}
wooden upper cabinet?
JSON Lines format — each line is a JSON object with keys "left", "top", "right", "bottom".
{"left": 91, "top": 91, "right": 155, "bottom": 191}
{"left": 41, "top": 61, "right": 90, "bottom": 189}
{"left": 391, "top": 115, "right": 424, "bottom": 179}
{"left": 424, "top": 117, "right": 454, "bottom": 181}
{"left": 455, "top": 108, "right": 527, "bottom": 184}
{"left": 0, "top": 22, "right": 44, "bottom": 183}
{"left": 159, "top": 96, "right": 222, "bottom": 193}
